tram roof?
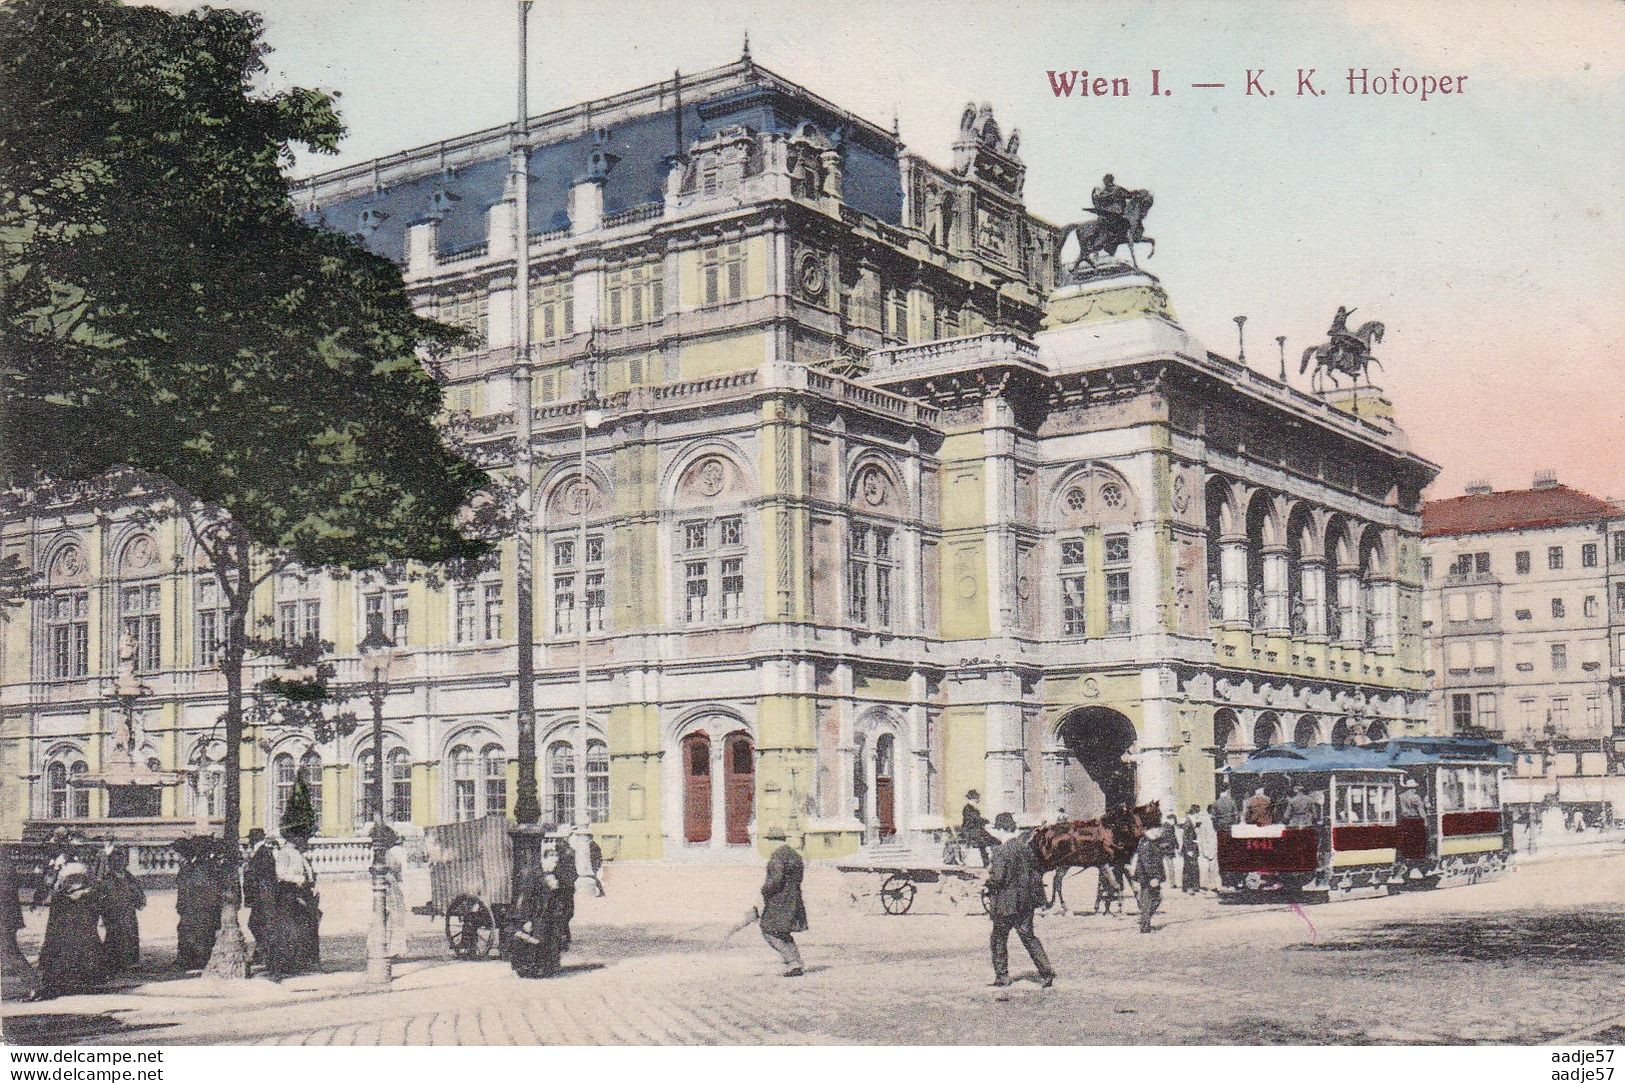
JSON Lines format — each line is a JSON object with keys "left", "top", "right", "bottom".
{"left": 1224, "top": 737, "right": 1513, "bottom": 776}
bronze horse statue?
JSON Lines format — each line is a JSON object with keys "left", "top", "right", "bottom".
{"left": 1300, "top": 320, "right": 1385, "bottom": 392}
{"left": 1059, "top": 190, "right": 1155, "bottom": 271}
{"left": 1029, "top": 800, "right": 1161, "bottom": 913}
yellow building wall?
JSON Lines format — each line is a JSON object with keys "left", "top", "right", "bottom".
{"left": 942, "top": 704, "right": 987, "bottom": 816}
{"left": 677, "top": 330, "right": 767, "bottom": 381}
{"left": 601, "top": 702, "right": 661, "bottom": 860}
{"left": 754, "top": 694, "right": 816, "bottom": 856}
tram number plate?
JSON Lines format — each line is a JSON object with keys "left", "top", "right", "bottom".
{"left": 1243, "top": 839, "right": 1275, "bottom": 851}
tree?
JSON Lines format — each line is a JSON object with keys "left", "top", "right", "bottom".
{"left": 1, "top": 0, "right": 491, "bottom": 977}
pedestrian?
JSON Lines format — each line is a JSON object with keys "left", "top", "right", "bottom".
{"left": 96, "top": 848, "right": 145, "bottom": 973}
{"left": 241, "top": 828, "right": 276, "bottom": 967}
{"left": 174, "top": 838, "right": 223, "bottom": 971}
{"left": 588, "top": 838, "right": 605, "bottom": 897}
{"left": 1244, "top": 786, "right": 1274, "bottom": 826}
{"left": 34, "top": 861, "right": 106, "bottom": 998}
{"left": 1197, "top": 805, "right": 1220, "bottom": 890}
{"left": 1180, "top": 807, "right": 1202, "bottom": 894}
{"left": 985, "top": 813, "right": 1055, "bottom": 988}
{"left": 758, "top": 839, "right": 808, "bottom": 978}
{"left": 553, "top": 832, "right": 578, "bottom": 952}
{"left": 265, "top": 832, "right": 320, "bottom": 979}
{"left": 961, "top": 790, "right": 995, "bottom": 867}
{"left": 1160, "top": 814, "right": 1180, "bottom": 890}
{"left": 1129, "top": 820, "right": 1166, "bottom": 934}
{"left": 1284, "top": 785, "right": 1316, "bottom": 828}
{"left": 377, "top": 825, "right": 408, "bottom": 959}
{"left": 510, "top": 849, "right": 563, "bottom": 979}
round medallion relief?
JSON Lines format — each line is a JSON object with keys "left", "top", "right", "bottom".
{"left": 124, "top": 535, "right": 157, "bottom": 570}
{"left": 861, "top": 468, "right": 886, "bottom": 507}
{"left": 1171, "top": 475, "right": 1190, "bottom": 514}
{"left": 54, "top": 545, "right": 84, "bottom": 579}
{"left": 796, "top": 252, "right": 825, "bottom": 299}
{"left": 697, "top": 459, "right": 726, "bottom": 497}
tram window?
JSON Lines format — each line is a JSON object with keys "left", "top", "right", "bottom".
{"left": 1441, "top": 770, "right": 1465, "bottom": 812}
{"left": 1482, "top": 769, "right": 1499, "bottom": 809}
{"left": 1348, "top": 787, "right": 1367, "bottom": 824}
{"left": 1376, "top": 785, "right": 1395, "bottom": 823}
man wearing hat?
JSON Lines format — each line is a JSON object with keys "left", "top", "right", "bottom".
{"left": 1128, "top": 817, "right": 1166, "bottom": 934}
{"left": 241, "top": 828, "right": 276, "bottom": 966}
{"left": 1398, "top": 778, "right": 1424, "bottom": 821}
{"left": 758, "top": 838, "right": 808, "bottom": 977}
{"left": 984, "top": 813, "right": 1055, "bottom": 988}
{"left": 961, "top": 790, "right": 995, "bottom": 867}
{"left": 1284, "top": 785, "right": 1317, "bottom": 828}
{"left": 1243, "top": 786, "right": 1274, "bottom": 827}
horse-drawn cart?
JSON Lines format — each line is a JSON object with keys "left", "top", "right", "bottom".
{"left": 837, "top": 862, "right": 989, "bottom": 916}
{"left": 423, "top": 814, "right": 513, "bottom": 959}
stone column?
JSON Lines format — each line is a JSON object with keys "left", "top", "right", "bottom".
{"left": 1262, "top": 546, "right": 1290, "bottom": 632}
{"left": 1299, "top": 559, "right": 1327, "bottom": 638}
{"left": 1337, "top": 568, "right": 1361, "bottom": 645}
{"left": 1220, "top": 537, "right": 1249, "bottom": 625}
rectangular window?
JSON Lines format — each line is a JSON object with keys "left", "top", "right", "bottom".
{"left": 1552, "top": 598, "right": 1566, "bottom": 619}
{"left": 47, "top": 591, "right": 91, "bottom": 679}
{"left": 1550, "top": 642, "right": 1568, "bottom": 671}
{"left": 684, "top": 561, "right": 709, "bottom": 623}
{"left": 1584, "top": 595, "right": 1599, "bottom": 618}
{"left": 302, "top": 600, "right": 320, "bottom": 642}
{"left": 684, "top": 522, "right": 707, "bottom": 551}
{"left": 1061, "top": 574, "right": 1088, "bottom": 636}
{"left": 847, "top": 523, "right": 895, "bottom": 629}
{"left": 1614, "top": 532, "right": 1625, "bottom": 565}
{"left": 1551, "top": 696, "right": 1570, "bottom": 725}
{"left": 1420, "top": 557, "right": 1432, "bottom": 580}
{"left": 363, "top": 591, "right": 384, "bottom": 638}
{"left": 1104, "top": 533, "right": 1131, "bottom": 634}
{"left": 120, "top": 583, "right": 161, "bottom": 671}
{"left": 1515, "top": 550, "right": 1531, "bottom": 575}
{"left": 196, "top": 579, "right": 224, "bottom": 667}
{"left": 1616, "top": 582, "right": 1625, "bottom": 613}
{"left": 1520, "top": 698, "right": 1537, "bottom": 727}
{"left": 389, "top": 591, "right": 409, "bottom": 647}
{"left": 720, "top": 558, "right": 744, "bottom": 621}
{"left": 483, "top": 582, "right": 504, "bottom": 640}
{"left": 454, "top": 585, "right": 477, "bottom": 643}
{"left": 1451, "top": 693, "right": 1472, "bottom": 730}
{"left": 584, "top": 571, "right": 606, "bottom": 632}
{"left": 1476, "top": 693, "right": 1497, "bottom": 728}
{"left": 1548, "top": 546, "right": 1564, "bottom": 570}
{"left": 1587, "top": 694, "right": 1602, "bottom": 727}
{"left": 553, "top": 574, "right": 575, "bottom": 635}
{"left": 1450, "top": 554, "right": 1471, "bottom": 577}
{"left": 531, "top": 280, "right": 574, "bottom": 343}
{"left": 1474, "top": 552, "right": 1490, "bottom": 574}
{"left": 719, "top": 516, "right": 743, "bottom": 547}
{"left": 277, "top": 601, "right": 299, "bottom": 644}
{"left": 554, "top": 539, "right": 575, "bottom": 568}
{"left": 704, "top": 264, "right": 719, "bottom": 305}
{"left": 1581, "top": 543, "right": 1597, "bottom": 568}
{"left": 585, "top": 535, "right": 604, "bottom": 565}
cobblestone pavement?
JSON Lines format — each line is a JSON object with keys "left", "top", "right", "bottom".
{"left": 5, "top": 843, "right": 1623, "bottom": 1046}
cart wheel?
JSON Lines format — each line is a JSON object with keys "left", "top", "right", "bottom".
{"left": 879, "top": 874, "right": 916, "bottom": 915}
{"left": 979, "top": 884, "right": 991, "bottom": 915}
{"left": 445, "top": 893, "right": 496, "bottom": 959}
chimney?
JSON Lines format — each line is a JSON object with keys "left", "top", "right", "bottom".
{"left": 1532, "top": 469, "right": 1558, "bottom": 491}
{"left": 1464, "top": 480, "right": 1493, "bottom": 496}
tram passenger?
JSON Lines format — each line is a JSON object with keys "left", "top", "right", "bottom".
{"left": 1284, "top": 785, "right": 1317, "bottom": 828}
{"left": 1243, "top": 787, "right": 1274, "bottom": 826}
{"left": 1398, "top": 779, "right": 1425, "bottom": 819}
{"left": 1212, "top": 787, "right": 1240, "bottom": 833}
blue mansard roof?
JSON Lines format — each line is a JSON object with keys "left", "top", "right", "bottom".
{"left": 297, "top": 61, "right": 905, "bottom": 265}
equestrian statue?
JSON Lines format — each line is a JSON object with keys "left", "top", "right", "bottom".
{"left": 1058, "top": 174, "right": 1155, "bottom": 272}
{"left": 1300, "top": 306, "right": 1386, "bottom": 392}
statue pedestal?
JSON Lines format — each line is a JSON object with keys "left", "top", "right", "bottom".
{"left": 1322, "top": 383, "right": 1396, "bottom": 426}
{"left": 82, "top": 749, "right": 188, "bottom": 818}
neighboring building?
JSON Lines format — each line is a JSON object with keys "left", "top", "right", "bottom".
{"left": 0, "top": 56, "right": 1438, "bottom": 859}
{"left": 1422, "top": 474, "right": 1625, "bottom": 812}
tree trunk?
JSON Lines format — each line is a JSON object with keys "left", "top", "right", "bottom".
{"left": 204, "top": 530, "right": 252, "bottom": 979}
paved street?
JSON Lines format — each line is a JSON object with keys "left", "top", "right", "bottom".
{"left": 5, "top": 840, "right": 1624, "bottom": 1046}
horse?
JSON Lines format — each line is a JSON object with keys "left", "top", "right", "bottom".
{"left": 1299, "top": 321, "right": 1385, "bottom": 392}
{"left": 1029, "top": 800, "right": 1161, "bottom": 914}
{"left": 1060, "top": 191, "right": 1155, "bottom": 271}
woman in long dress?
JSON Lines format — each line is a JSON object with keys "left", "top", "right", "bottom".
{"left": 36, "top": 863, "right": 105, "bottom": 998}
{"left": 266, "top": 834, "right": 320, "bottom": 978}
{"left": 1179, "top": 810, "right": 1203, "bottom": 894}
{"left": 378, "top": 826, "right": 408, "bottom": 958}
{"left": 97, "top": 848, "right": 146, "bottom": 972}
{"left": 509, "top": 849, "right": 562, "bottom": 979}
{"left": 174, "top": 838, "right": 224, "bottom": 971}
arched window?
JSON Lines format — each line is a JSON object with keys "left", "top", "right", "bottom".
{"left": 449, "top": 744, "right": 476, "bottom": 821}
{"left": 272, "top": 753, "right": 296, "bottom": 824}
{"left": 357, "top": 749, "right": 379, "bottom": 824}
{"left": 547, "top": 741, "right": 575, "bottom": 827}
{"left": 586, "top": 740, "right": 609, "bottom": 824}
{"left": 299, "top": 749, "right": 323, "bottom": 827}
{"left": 387, "top": 748, "right": 412, "bottom": 823}
{"left": 1330, "top": 719, "right": 1351, "bottom": 749}
{"left": 67, "top": 762, "right": 88, "bottom": 818}
{"left": 1365, "top": 720, "right": 1389, "bottom": 743}
{"left": 1213, "top": 709, "right": 1238, "bottom": 751}
{"left": 481, "top": 744, "right": 507, "bottom": 817}
{"left": 47, "top": 761, "right": 69, "bottom": 819}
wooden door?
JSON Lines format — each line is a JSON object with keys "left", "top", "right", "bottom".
{"left": 875, "top": 734, "right": 896, "bottom": 838}
{"left": 723, "top": 732, "right": 754, "bottom": 845}
{"left": 682, "top": 731, "right": 711, "bottom": 843}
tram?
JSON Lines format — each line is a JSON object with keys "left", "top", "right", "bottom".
{"left": 1217, "top": 736, "right": 1514, "bottom": 900}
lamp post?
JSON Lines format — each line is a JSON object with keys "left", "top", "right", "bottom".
{"left": 1233, "top": 315, "right": 1247, "bottom": 364}
{"left": 573, "top": 329, "right": 604, "bottom": 889}
{"left": 357, "top": 623, "right": 396, "bottom": 988}
{"left": 1276, "top": 335, "right": 1287, "bottom": 382}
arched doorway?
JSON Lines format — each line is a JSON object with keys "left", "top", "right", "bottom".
{"left": 723, "top": 731, "right": 754, "bottom": 845}
{"left": 1056, "top": 706, "right": 1138, "bottom": 816}
{"left": 682, "top": 731, "right": 711, "bottom": 843}
{"left": 1293, "top": 716, "right": 1319, "bottom": 748}
{"left": 874, "top": 734, "right": 896, "bottom": 838}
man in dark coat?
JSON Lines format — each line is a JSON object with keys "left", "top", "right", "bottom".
{"left": 554, "top": 835, "right": 578, "bottom": 952}
{"left": 36, "top": 863, "right": 105, "bottom": 998}
{"left": 985, "top": 815, "right": 1055, "bottom": 988}
{"left": 759, "top": 841, "right": 807, "bottom": 977}
{"left": 96, "top": 848, "right": 145, "bottom": 973}
{"left": 241, "top": 829, "right": 276, "bottom": 966}
{"left": 1213, "top": 787, "right": 1240, "bottom": 833}
{"left": 960, "top": 790, "right": 995, "bottom": 867}
{"left": 174, "top": 838, "right": 223, "bottom": 971}
{"left": 265, "top": 833, "right": 320, "bottom": 979}
{"left": 510, "top": 850, "right": 563, "bottom": 979}
{"left": 1130, "top": 820, "right": 1166, "bottom": 933}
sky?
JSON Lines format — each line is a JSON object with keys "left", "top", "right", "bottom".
{"left": 156, "top": 0, "right": 1625, "bottom": 503}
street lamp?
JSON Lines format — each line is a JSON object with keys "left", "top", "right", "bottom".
{"left": 357, "top": 622, "right": 397, "bottom": 988}
{"left": 572, "top": 331, "right": 604, "bottom": 890}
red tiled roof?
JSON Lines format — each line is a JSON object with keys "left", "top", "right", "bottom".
{"left": 1422, "top": 485, "right": 1618, "bottom": 538}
